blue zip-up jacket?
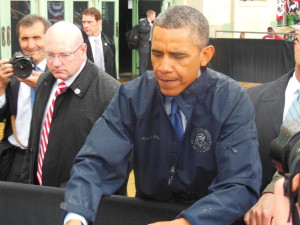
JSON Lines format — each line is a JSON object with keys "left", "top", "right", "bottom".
{"left": 64, "top": 68, "right": 262, "bottom": 225}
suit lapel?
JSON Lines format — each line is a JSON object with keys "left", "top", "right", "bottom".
{"left": 36, "top": 74, "right": 56, "bottom": 127}
{"left": 264, "top": 72, "right": 292, "bottom": 136}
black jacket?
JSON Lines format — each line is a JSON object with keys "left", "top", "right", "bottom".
{"left": 247, "top": 71, "right": 292, "bottom": 192}
{"left": 138, "top": 18, "right": 151, "bottom": 53}
{"left": 82, "top": 31, "right": 117, "bottom": 79}
{"left": 0, "top": 76, "right": 20, "bottom": 143}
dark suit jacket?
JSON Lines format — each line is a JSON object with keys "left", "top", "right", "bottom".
{"left": 138, "top": 18, "right": 151, "bottom": 53}
{"left": 21, "top": 60, "right": 120, "bottom": 187}
{"left": 82, "top": 31, "right": 117, "bottom": 79}
{"left": 0, "top": 76, "right": 20, "bottom": 143}
{"left": 247, "top": 70, "right": 292, "bottom": 192}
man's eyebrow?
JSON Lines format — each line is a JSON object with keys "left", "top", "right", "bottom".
{"left": 151, "top": 49, "right": 162, "bottom": 53}
{"left": 170, "top": 51, "right": 187, "bottom": 56}
{"left": 151, "top": 49, "right": 187, "bottom": 55}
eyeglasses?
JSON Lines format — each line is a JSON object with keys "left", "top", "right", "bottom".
{"left": 44, "top": 43, "right": 83, "bottom": 61}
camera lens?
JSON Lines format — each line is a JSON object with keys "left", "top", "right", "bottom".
{"left": 10, "top": 51, "right": 35, "bottom": 79}
{"left": 14, "top": 59, "right": 33, "bottom": 79}
{"left": 270, "top": 119, "right": 300, "bottom": 174}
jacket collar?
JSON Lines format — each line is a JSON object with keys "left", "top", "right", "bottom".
{"left": 41, "top": 60, "right": 97, "bottom": 98}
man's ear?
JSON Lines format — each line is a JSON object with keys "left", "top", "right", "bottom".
{"left": 199, "top": 45, "right": 215, "bottom": 67}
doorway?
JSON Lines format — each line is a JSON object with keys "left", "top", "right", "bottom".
{"left": 118, "top": 0, "right": 162, "bottom": 75}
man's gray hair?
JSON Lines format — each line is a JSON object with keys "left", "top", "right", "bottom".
{"left": 153, "top": 5, "right": 209, "bottom": 49}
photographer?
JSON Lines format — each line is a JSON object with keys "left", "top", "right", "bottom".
{"left": 245, "top": 36, "right": 300, "bottom": 224}
{"left": 0, "top": 14, "right": 50, "bottom": 182}
{"left": 270, "top": 120, "right": 300, "bottom": 225}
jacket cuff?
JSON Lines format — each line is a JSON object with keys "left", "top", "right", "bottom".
{"left": 177, "top": 210, "right": 198, "bottom": 225}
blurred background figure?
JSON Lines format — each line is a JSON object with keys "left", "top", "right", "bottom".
{"left": 240, "top": 32, "right": 245, "bottom": 39}
{"left": 138, "top": 9, "right": 156, "bottom": 76}
{"left": 284, "top": 33, "right": 293, "bottom": 41}
{"left": 262, "top": 27, "right": 284, "bottom": 39}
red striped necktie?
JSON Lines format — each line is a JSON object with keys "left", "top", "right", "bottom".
{"left": 37, "top": 82, "right": 68, "bottom": 185}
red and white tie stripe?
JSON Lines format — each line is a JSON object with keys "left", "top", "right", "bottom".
{"left": 37, "top": 82, "right": 68, "bottom": 185}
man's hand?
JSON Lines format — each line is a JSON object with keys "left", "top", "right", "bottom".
{"left": 17, "top": 69, "right": 41, "bottom": 88}
{"left": 0, "top": 59, "right": 13, "bottom": 95}
{"left": 149, "top": 218, "right": 191, "bottom": 225}
{"left": 66, "top": 219, "right": 82, "bottom": 225}
{"left": 244, "top": 193, "right": 275, "bottom": 225}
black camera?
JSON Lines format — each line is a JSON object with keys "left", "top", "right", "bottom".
{"left": 270, "top": 119, "right": 300, "bottom": 175}
{"left": 270, "top": 119, "right": 300, "bottom": 224}
{"left": 9, "top": 51, "right": 35, "bottom": 79}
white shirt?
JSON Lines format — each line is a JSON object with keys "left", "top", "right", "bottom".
{"left": 0, "top": 59, "right": 47, "bottom": 149}
{"left": 283, "top": 71, "right": 300, "bottom": 121}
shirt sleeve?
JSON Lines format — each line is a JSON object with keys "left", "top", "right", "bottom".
{"left": 263, "top": 171, "right": 283, "bottom": 193}
{"left": 0, "top": 93, "right": 6, "bottom": 108}
{"left": 64, "top": 212, "right": 88, "bottom": 225}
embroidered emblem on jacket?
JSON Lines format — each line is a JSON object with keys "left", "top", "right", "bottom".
{"left": 141, "top": 135, "right": 160, "bottom": 141}
{"left": 191, "top": 128, "right": 212, "bottom": 152}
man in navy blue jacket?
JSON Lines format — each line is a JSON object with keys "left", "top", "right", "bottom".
{"left": 63, "top": 5, "right": 262, "bottom": 225}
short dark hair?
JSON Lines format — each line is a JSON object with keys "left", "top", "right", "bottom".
{"left": 153, "top": 5, "right": 209, "bottom": 49}
{"left": 82, "top": 7, "right": 102, "bottom": 21}
{"left": 16, "top": 14, "right": 51, "bottom": 38}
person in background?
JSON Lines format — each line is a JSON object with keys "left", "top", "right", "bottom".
{"left": 82, "top": 7, "right": 117, "bottom": 79}
{"left": 63, "top": 5, "right": 261, "bottom": 225}
{"left": 295, "top": 8, "right": 300, "bottom": 24}
{"left": 0, "top": 14, "right": 50, "bottom": 182}
{"left": 138, "top": 10, "right": 156, "bottom": 76}
{"left": 20, "top": 21, "right": 120, "bottom": 187}
{"left": 240, "top": 32, "right": 245, "bottom": 39}
{"left": 244, "top": 38, "right": 300, "bottom": 225}
{"left": 262, "top": 27, "right": 284, "bottom": 39}
{"left": 287, "top": 10, "right": 297, "bottom": 26}
{"left": 284, "top": 33, "right": 293, "bottom": 42}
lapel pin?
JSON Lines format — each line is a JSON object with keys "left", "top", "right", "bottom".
{"left": 74, "top": 88, "right": 81, "bottom": 95}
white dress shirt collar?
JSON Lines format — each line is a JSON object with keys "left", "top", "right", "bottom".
{"left": 35, "top": 59, "right": 47, "bottom": 72}
{"left": 285, "top": 71, "right": 300, "bottom": 97}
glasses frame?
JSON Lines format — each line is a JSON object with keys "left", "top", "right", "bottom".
{"left": 44, "top": 43, "right": 83, "bottom": 62}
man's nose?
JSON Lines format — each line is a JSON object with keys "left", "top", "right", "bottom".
{"left": 27, "top": 38, "right": 36, "bottom": 49}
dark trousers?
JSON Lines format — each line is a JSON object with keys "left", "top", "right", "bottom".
{"left": 0, "top": 141, "right": 25, "bottom": 182}
{"left": 138, "top": 51, "right": 150, "bottom": 76}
